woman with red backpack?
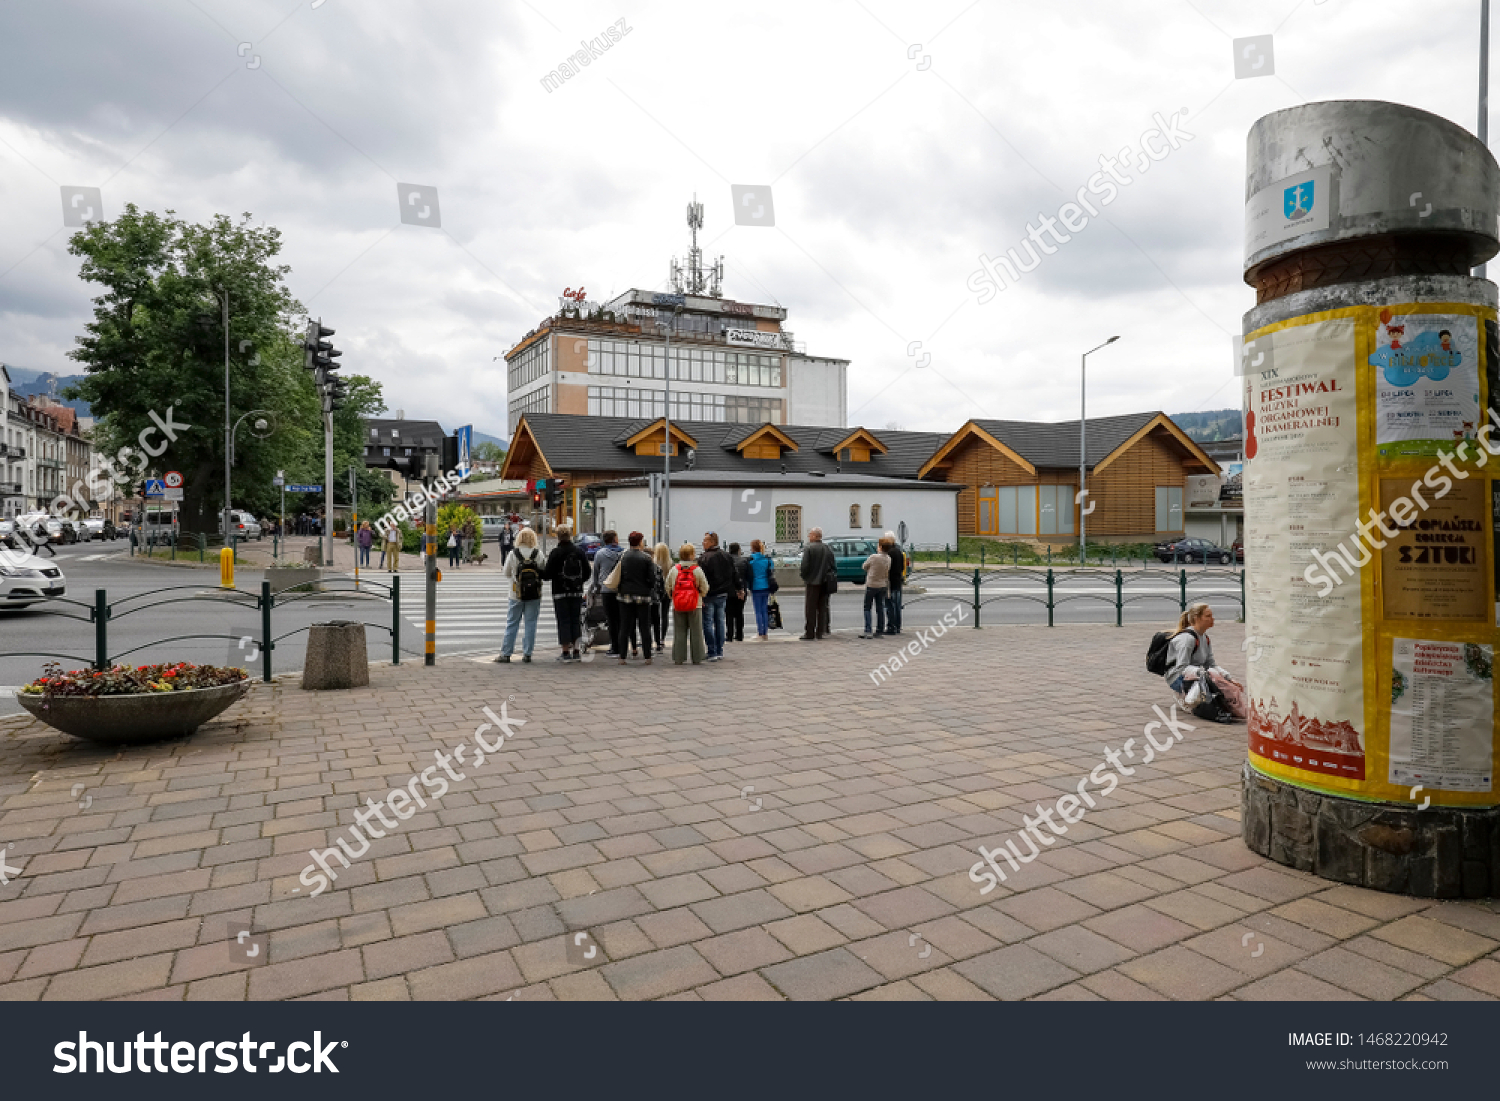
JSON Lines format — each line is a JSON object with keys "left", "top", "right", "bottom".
{"left": 668, "top": 543, "right": 710, "bottom": 665}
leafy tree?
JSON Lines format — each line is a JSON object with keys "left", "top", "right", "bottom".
{"left": 65, "top": 206, "right": 311, "bottom": 534}
{"left": 472, "top": 440, "right": 506, "bottom": 463}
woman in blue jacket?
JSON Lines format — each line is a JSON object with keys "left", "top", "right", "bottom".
{"left": 748, "top": 539, "right": 776, "bottom": 639}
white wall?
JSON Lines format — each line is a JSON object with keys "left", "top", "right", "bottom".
{"left": 589, "top": 483, "right": 958, "bottom": 549}
{"left": 786, "top": 356, "right": 847, "bottom": 427}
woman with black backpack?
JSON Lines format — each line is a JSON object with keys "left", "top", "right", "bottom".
{"left": 496, "top": 526, "right": 544, "bottom": 664}
{"left": 1163, "top": 603, "right": 1245, "bottom": 723}
{"left": 542, "top": 523, "right": 592, "bottom": 662}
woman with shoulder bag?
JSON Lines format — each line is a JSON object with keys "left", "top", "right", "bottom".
{"left": 748, "top": 539, "right": 776, "bottom": 640}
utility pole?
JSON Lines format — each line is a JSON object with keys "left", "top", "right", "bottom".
{"left": 1482, "top": 0, "right": 1491, "bottom": 279}
{"left": 1079, "top": 336, "right": 1120, "bottom": 564}
{"left": 662, "top": 304, "right": 683, "bottom": 548}
{"left": 218, "top": 288, "right": 231, "bottom": 550}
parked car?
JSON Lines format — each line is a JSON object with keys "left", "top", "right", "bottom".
{"left": 140, "top": 510, "right": 178, "bottom": 545}
{"left": 0, "top": 551, "right": 65, "bottom": 607}
{"left": 575, "top": 533, "right": 603, "bottom": 560}
{"left": 820, "top": 535, "right": 883, "bottom": 581}
{"left": 1232, "top": 539, "right": 1244, "bottom": 564}
{"left": 1154, "top": 536, "right": 1234, "bottom": 565}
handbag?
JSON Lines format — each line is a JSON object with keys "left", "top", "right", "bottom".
{"left": 768, "top": 594, "right": 783, "bottom": 631}
{"left": 768, "top": 575, "right": 779, "bottom": 594}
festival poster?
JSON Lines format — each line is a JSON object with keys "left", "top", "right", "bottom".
{"left": 1388, "top": 638, "right": 1495, "bottom": 792}
{"left": 1370, "top": 310, "right": 1481, "bottom": 460}
{"left": 1243, "top": 319, "right": 1366, "bottom": 782}
{"left": 1378, "top": 477, "right": 1488, "bottom": 622}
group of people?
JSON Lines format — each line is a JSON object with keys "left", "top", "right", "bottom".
{"left": 495, "top": 526, "right": 783, "bottom": 666}
{"left": 795, "top": 528, "right": 906, "bottom": 641}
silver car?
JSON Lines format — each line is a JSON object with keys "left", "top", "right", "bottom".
{"left": 0, "top": 551, "right": 65, "bottom": 607}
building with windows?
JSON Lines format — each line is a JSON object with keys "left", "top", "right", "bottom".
{"left": 503, "top": 201, "right": 848, "bottom": 435}
{"left": 363, "top": 416, "right": 446, "bottom": 492}
{"left": 501, "top": 410, "right": 1218, "bottom": 548}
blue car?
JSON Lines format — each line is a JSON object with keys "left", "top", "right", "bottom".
{"left": 576, "top": 533, "right": 603, "bottom": 560}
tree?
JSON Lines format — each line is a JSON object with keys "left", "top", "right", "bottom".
{"left": 65, "top": 206, "right": 310, "bottom": 535}
{"left": 473, "top": 440, "right": 506, "bottom": 464}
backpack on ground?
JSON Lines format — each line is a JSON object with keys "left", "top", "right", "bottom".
{"left": 1146, "top": 628, "right": 1195, "bottom": 676}
{"left": 516, "top": 551, "right": 543, "bottom": 601}
{"left": 672, "top": 565, "right": 699, "bottom": 612}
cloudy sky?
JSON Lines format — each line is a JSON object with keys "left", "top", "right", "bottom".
{"left": 0, "top": 0, "right": 1488, "bottom": 438}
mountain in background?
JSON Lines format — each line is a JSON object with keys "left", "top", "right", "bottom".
{"left": 472, "top": 429, "right": 507, "bottom": 450}
{"left": 2, "top": 365, "right": 92, "bottom": 416}
{"left": 1169, "top": 408, "right": 1240, "bottom": 442}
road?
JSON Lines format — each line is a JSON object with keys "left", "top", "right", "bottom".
{"left": 0, "top": 546, "right": 1243, "bottom": 715}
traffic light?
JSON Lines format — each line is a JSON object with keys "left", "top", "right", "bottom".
{"left": 304, "top": 319, "right": 338, "bottom": 375}
{"left": 546, "top": 479, "right": 566, "bottom": 509}
{"left": 531, "top": 491, "right": 542, "bottom": 508}
{"left": 325, "top": 377, "right": 349, "bottom": 411}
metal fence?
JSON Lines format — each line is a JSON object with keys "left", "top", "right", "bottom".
{"left": 0, "top": 576, "right": 403, "bottom": 682}
{"left": 900, "top": 566, "right": 1245, "bottom": 626}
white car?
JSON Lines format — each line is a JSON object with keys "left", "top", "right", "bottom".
{"left": 227, "top": 511, "right": 263, "bottom": 541}
{"left": 0, "top": 551, "right": 66, "bottom": 607}
{"left": 81, "top": 518, "right": 106, "bottom": 540}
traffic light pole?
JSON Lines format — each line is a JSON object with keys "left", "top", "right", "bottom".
{"left": 424, "top": 456, "right": 438, "bottom": 667}
{"left": 323, "top": 406, "right": 334, "bottom": 567}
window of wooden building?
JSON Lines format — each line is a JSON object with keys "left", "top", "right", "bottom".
{"left": 776, "top": 504, "right": 802, "bottom": 543}
{"left": 849, "top": 504, "right": 861, "bottom": 528}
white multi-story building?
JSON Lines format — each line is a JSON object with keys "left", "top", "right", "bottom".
{"left": 2, "top": 367, "right": 96, "bottom": 518}
{"left": 504, "top": 202, "right": 849, "bottom": 435}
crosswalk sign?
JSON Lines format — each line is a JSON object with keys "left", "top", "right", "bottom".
{"left": 144, "top": 478, "right": 165, "bottom": 497}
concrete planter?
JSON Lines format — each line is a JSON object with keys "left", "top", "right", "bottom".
{"left": 265, "top": 567, "right": 322, "bottom": 593}
{"left": 17, "top": 681, "right": 251, "bottom": 745}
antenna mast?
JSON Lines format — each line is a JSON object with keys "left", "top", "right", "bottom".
{"left": 670, "top": 194, "right": 723, "bottom": 297}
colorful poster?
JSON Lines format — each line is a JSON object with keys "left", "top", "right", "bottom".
{"left": 1379, "top": 477, "right": 1488, "bottom": 621}
{"left": 1244, "top": 319, "right": 1366, "bottom": 783}
{"left": 1370, "top": 310, "right": 1481, "bottom": 459}
{"left": 1388, "top": 639, "right": 1495, "bottom": 792}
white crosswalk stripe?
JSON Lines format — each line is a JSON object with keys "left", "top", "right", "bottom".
{"left": 402, "top": 574, "right": 579, "bottom": 645}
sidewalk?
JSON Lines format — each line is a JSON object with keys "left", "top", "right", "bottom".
{"left": 2, "top": 621, "right": 1497, "bottom": 1001}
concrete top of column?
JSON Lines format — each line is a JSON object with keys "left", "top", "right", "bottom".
{"left": 1244, "top": 99, "right": 1500, "bottom": 279}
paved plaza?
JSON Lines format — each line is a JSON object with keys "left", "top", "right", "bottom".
{"left": 2, "top": 617, "right": 1499, "bottom": 1002}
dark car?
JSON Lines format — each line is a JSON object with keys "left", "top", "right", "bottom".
{"left": 1154, "top": 536, "right": 1235, "bottom": 565}
{"left": 1232, "top": 539, "right": 1244, "bottom": 564}
{"left": 575, "top": 533, "right": 603, "bottom": 560}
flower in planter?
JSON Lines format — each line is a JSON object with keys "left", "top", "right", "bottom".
{"left": 23, "top": 661, "right": 248, "bottom": 699}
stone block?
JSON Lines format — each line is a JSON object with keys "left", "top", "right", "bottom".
{"left": 301, "top": 621, "right": 370, "bottom": 691}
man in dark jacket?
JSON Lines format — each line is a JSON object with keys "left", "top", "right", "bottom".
{"left": 614, "top": 532, "right": 656, "bottom": 663}
{"left": 726, "top": 542, "right": 750, "bottom": 643}
{"left": 698, "top": 532, "right": 734, "bottom": 661}
{"left": 798, "top": 528, "right": 835, "bottom": 640}
{"left": 542, "top": 523, "right": 591, "bottom": 661}
{"left": 884, "top": 534, "right": 905, "bottom": 635}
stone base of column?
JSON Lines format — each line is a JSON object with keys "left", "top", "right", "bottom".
{"left": 1242, "top": 762, "right": 1500, "bottom": 898}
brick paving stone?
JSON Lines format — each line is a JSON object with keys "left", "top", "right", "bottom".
{"left": 44, "top": 954, "right": 175, "bottom": 1001}
{"left": 1231, "top": 970, "right": 1360, "bottom": 1000}
{"left": 364, "top": 931, "right": 453, "bottom": 980}
{"left": 761, "top": 947, "right": 885, "bottom": 1001}
{"left": 992, "top": 887, "right": 1100, "bottom": 934}
{"left": 408, "top": 950, "right": 524, "bottom": 1000}
{"left": 910, "top": 968, "right": 993, "bottom": 1001}
{"left": 1117, "top": 945, "right": 1249, "bottom": 1000}
{"left": 765, "top": 913, "right": 848, "bottom": 956}
{"left": 695, "top": 928, "right": 793, "bottom": 975}
{"left": 246, "top": 950, "right": 364, "bottom": 1000}
{"left": 1028, "top": 926, "right": 1136, "bottom": 974}
{"left": 695, "top": 972, "right": 785, "bottom": 1000}
{"left": 637, "top": 873, "right": 720, "bottom": 910}
{"left": 601, "top": 945, "right": 718, "bottom": 1000}
{"left": 690, "top": 890, "right": 795, "bottom": 934}
{"left": 1269, "top": 897, "right": 1382, "bottom": 941}
{"left": 1343, "top": 935, "right": 1452, "bottom": 980}
{"left": 1417, "top": 978, "right": 1499, "bottom": 1000}
{"left": 954, "top": 944, "right": 1079, "bottom": 1000}
{"left": 1369, "top": 915, "right": 1497, "bottom": 967}
{"left": 1078, "top": 969, "right": 1169, "bottom": 1001}
{"left": 1298, "top": 947, "right": 1428, "bottom": 1000}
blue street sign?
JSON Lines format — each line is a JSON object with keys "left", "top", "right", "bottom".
{"left": 287, "top": 484, "right": 322, "bottom": 493}
{"left": 455, "top": 425, "right": 472, "bottom": 474}
{"left": 143, "top": 478, "right": 165, "bottom": 497}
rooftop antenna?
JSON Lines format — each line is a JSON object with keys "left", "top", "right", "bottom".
{"left": 670, "top": 195, "right": 724, "bottom": 297}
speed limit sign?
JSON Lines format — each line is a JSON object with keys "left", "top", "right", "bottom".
{"left": 164, "top": 471, "right": 183, "bottom": 488}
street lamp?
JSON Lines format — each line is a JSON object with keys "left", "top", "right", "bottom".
{"left": 1079, "top": 335, "right": 1120, "bottom": 564}
{"left": 662, "top": 303, "right": 684, "bottom": 547}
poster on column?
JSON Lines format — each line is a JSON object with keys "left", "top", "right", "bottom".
{"left": 1378, "top": 476, "right": 1488, "bottom": 622}
{"left": 1388, "top": 639, "right": 1495, "bottom": 792}
{"left": 1370, "top": 310, "right": 1481, "bottom": 460}
{"left": 1243, "top": 318, "right": 1366, "bottom": 784}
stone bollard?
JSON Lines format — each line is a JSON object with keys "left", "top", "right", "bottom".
{"left": 302, "top": 544, "right": 321, "bottom": 565}
{"left": 302, "top": 621, "right": 370, "bottom": 690}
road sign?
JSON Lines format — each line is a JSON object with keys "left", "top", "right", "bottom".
{"left": 898, "top": 521, "right": 908, "bottom": 543}
{"left": 287, "top": 484, "right": 322, "bottom": 493}
{"left": 272, "top": 476, "right": 284, "bottom": 487}
{"left": 164, "top": 488, "right": 183, "bottom": 501}
{"left": 164, "top": 471, "right": 183, "bottom": 489}
{"left": 456, "top": 425, "right": 472, "bottom": 473}
{"left": 143, "top": 478, "right": 165, "bottom": 498}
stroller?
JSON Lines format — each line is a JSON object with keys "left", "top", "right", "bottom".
{"left": 581, "top": 590, "right": 611, "bottom": 655}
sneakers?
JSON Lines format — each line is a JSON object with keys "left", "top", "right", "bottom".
{"left": 495, "top": 655, "right": 512, "bottom": 663}
{"left": 556, "top": 652, "right": 573, "bottom": 662}
{"left": 522, "top": 654, "right": 532, "bottom": 663}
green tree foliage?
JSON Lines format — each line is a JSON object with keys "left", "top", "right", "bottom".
{"left": 64, "top": 206, "right": 312, "bottom": 533}
{"left": 1169, "top": 409, "right": 1241, "bottom": 443}
{"left": 437, "top": 502, "right": 480, "bottom": 546}
{"left": 472, "top": 440, "right": 506, "bottom": 463}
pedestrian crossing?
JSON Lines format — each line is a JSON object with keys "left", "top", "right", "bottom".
{"left": 401, "top": 573, "right": 573, "bottom": 647}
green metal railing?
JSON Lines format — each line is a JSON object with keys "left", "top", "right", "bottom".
{"left": 0, "top": 575, "right": 402, "bottom": 682}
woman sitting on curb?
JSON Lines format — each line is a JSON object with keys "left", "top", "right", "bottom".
{"left": 1164, "top": 602, "right": 1246, "bottom": 723}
